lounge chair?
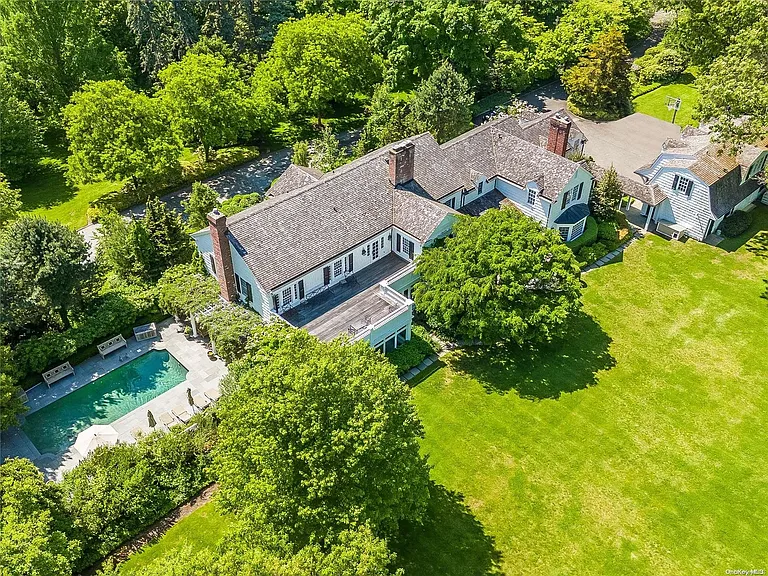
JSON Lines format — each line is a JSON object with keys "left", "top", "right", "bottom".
{"left": 171, "top": 405, "right": 193, "bottom": 424}
{"left": 192, "top": 393, "right": 211, "bottom": 411}
{"left": 203, "top": 387, "right": 221, "bottom": 403}
{"left": 158, "top": 412, "right": 177, "bottom": 428}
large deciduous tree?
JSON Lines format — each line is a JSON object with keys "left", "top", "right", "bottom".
{"left": 355, "top": 84, "right": 414, "bottom": 154}
{"left": 563, "top": 28, "right": 632, "bottom": 119}
{"left": 415, "top": 208, "right": 582, "bottom": 344}
{"left": 0, "top": 0, "right": 127, "bottom": 126}
{"left": 159, "top": 51, "right": 259, "bottom": 162}
{"left": 696, "top": 18, "right": 768, "bottom": 149}
{"left": 410, "top": 61, "right": 474, "bottom": 143}
{"left": 264, "top": 13, "right": 382, "bottom": 121}
{"left": 64, "top": 80, "right": 182, "bottom": 186}
{"left": 212, "top": 330, "right": 430, "bottom": 545}
{"left": 0, "top": 458, "right": 80, "bottom": 576}
{"left": 0, "top": 218, "right": 95, "bottom": 335}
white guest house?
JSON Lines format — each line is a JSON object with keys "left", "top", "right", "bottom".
{"left": 634, "top": 126, "right": 767, "bottom": 241}
{"left": 192, "top": 113, "right": 594, "bottom": 349}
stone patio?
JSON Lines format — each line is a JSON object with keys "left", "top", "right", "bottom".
{"left": 0, "top": 318, "right": 227, "bottom": 480}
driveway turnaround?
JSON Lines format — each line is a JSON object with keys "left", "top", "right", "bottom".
{"left": 577, "top": 113, "right": 680, "bottom": 181}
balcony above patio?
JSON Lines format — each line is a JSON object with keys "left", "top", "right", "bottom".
{"left": 281, "top": 253, "right": 413, "bottom": 342}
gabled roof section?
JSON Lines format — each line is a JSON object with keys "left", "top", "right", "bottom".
{"left": 518, "top": 108, "right": 587, "bottom": 148}
{"left": 268, "top": 163, "right": 323, "bottom": 197}
{"left": 590, "top": 162, "right": 668, "bottom": 207}
{"left": 443, "top": 124, "right": 580, "bottom": 201}
{"left": 392, "top": 188, "right": 458, "bottom": 241}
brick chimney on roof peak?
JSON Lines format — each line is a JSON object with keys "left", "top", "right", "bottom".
{"left": 389, "top": 140, "right": 415, "bottom": 185}
{"left": 547, "top": 113, "right": 571, "bottom": 157}
{"left": 207, "top": 209, "right": 238, "bottom": 302}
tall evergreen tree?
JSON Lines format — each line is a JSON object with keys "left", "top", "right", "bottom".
{"left": 589, "top": 166, "right": 623, "bottom": 221}
{"left": 184, "top": 182, "right": 220, "bottom": 231}
{"left": 410, "top": 61, "right": 474, "bottom": 143}
{"left": 143, "top": 197, "right": 193, "bottom": 273}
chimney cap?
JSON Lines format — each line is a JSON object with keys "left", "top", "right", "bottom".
{"left": 207, "top": 208, "right": 226, "bottom": 226}
{"left": 552, "top": 112, "right": 571, "bottom": 125}
{"left": 391, "top": 139, "right": 415, "bottom": 153}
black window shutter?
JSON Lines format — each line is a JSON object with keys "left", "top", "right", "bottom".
{"left": 396, "top": 233, "right": 401, "bottom": 252}
{"left": 686, "top": 179, "right": 694, "bottom": 196}
{"left": 672, "top": 175, "right": 680, "bottom": 191}
{"left": 578, "top": 182, "right": 584, "bottom": 199}
{"left": 561, "top": 192, "right": 568, "bottom": 209}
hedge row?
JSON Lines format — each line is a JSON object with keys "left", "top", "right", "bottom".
{"left": 13, "top": 287, "right": 159, "bottom": 381}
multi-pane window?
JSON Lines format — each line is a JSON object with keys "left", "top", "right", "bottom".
{"left": 674, "top": 175, "right": 692, "bottom": 194}
{"left": 208, "top": 254, "right": 216, "bottom": 275}
{"left": 571, "top": 219, "right": 585, "bottom": 238}
{"left": 405, "top": 239, "right": 415, "bottom": 259}
{"left": 559, "top": 226, "right": 569, "bottom": 241}
{"left": 527, "top": 188, "right": 536, "bottom": 205}
{"left": 334, "top": 259, "right": 342, "bottom": 277}
{"left": 282, "top": 287, "right": 292, "bottom": 306}
{"left": 372, "top": 240, "right": 379, "bottom": 260}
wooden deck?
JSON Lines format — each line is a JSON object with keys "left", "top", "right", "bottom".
{"left": 281, "top": 253, "right": 410, "bottom": 341}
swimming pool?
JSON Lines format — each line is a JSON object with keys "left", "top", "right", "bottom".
{"left": 22, "top": 350, "right": 188, "bottom": 455}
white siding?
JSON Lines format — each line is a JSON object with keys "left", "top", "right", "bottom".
{"left": 271, "top": 230, "right": 394, "bottom": 312}
{"left": 192, "top": 231, "right": 215, "bottom": 276}
{"left": 545, "top": 166, "right": 593, "bottom": 228}
{"left": 494, "top": 177, "right": 549, "bottom": 226}
{"left": 651, "top": 167, "right": 712, "bottom": 241}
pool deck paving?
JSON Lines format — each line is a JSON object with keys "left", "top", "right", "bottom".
{"left": 0, "top": 318, "right": 227, "bottom": 480}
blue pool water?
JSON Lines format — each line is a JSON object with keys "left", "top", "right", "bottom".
{"left": 22, "top": 350, "right": 188, "bottom": 454}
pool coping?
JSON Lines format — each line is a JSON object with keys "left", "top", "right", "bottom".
{"left": 1, "top": 318, "right": 227, "bottom": 480}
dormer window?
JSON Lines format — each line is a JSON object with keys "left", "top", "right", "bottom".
{"left": 673, "top": 174, "right": 693, "bottom": 195}
{"left": 527, "top": 188, "right": 536, "bottom": 205}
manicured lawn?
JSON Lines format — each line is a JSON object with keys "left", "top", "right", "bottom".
{"left": 18, "top": 156, "right": 122, "bottom": 229}
{"left": 118, "top": 502, "right": 232, "bottom": 574}
{"left": 396, "top": 215, "right": 768, "bottom": 574}
{"left": 116, "top": 209, "right": 768, "bottom": 574}
{"left": 633, "top": 75, "right": 700, "bottom": 128}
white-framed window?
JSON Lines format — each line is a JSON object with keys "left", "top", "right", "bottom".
{"left": 447, "top": 196, "right": 456, "bottom": 209}
{"left": 282, "top": 286, "right": 292, "bottom": 306}
{"left": 571, "top": 218, "right": 586, "bottom": 239}
{"left": 558, "top": 226, "right": 570, "bottom": 241}
{"left": 527, "top": 188, "right": 536, "bottom": 205}
{"left": 372, "top": 241, "right": 379, "bottom": 260}
{"left": 208, "top": 254, "right": 216, "bottom": 275}
{"left": 334, "top": 259, "right": 342, "bottom": 277}
{"left": 673, "top": 174, "right": 693, "bottom": 195}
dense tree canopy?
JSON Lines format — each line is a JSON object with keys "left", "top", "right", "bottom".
{"left": 563, "top": 28, "right": 632, "bottom": 118}
{"left": 696, "top": 18, "right": 768, "bottom": 148}
{"left": 415, "top": 208, "right": 582, "bottom": 344}
{"left": 159, "top": 51, "right": 266, "bottom": 162}
{"left": 0, "top": 458, "right": 80, "bottom": 576}
{"left": 0, "top": 345, "right": 25, "bottom": 431}
{"left": 264, "top": 14, "right": 382, "bottom": 120}
{"left": 0, "top": 0, "right": 127, "bottom": 126}
{"left": 64, "top": 80, "right": 182, "bottom": 186}
{"left": 213, "top": 330, "right": 430, "bottom": 545}
{"left": 355, "top": 85, "right": 414, "bottom": 154}
{"left": 143, "top": 197, "right": 194, "bottom": 272}
{"left": 410, "top": 61, "right": 474, "bottom": 143}
{"left": 0, "top": 218, "right": 94, "bottom": 336}
{"left": 0, "top": 86, "right": 45, "bottom": 181}
{"left": 95, "top": 212, "right": 157, "bottom": 281}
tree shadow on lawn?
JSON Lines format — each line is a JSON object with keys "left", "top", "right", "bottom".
{"left": 393, "top": 482, "right": 503, "bottom": 576}
{"left": 18, "top": 158, "right": 77, "bottom": 211}
{"left": 718, "top": 205, "right": 768, "bottom": 253}
{"left": 450, "top": 311, "right": 615, "bottom": 400}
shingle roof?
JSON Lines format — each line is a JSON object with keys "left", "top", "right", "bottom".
{"left": 268, "top": 164, "right": 322, "bottom": 197}
{"left": 225, "top": 118, "right": 585, "bottom": 290}
{"left": 518, "top": 108, "right": 587, "bottom": 148}
{"left": 458, "top": 189, "right": 510, "bottom": 216}
{"left": 442, "top": 119, "right": 580, "bottom": 201}
{"left": 689, "top": 146, "right": 741, "bottom": 185}
{"left": 226, "top": 138, "right": 459, "bottom": 290}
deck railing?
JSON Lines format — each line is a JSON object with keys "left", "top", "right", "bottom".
{"left": 349, "top": 281, "right": 413, "bottom": 343}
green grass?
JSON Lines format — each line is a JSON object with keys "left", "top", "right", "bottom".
{"left": 118, "top": 502, "right": 232, "bottom": 574}
{"left": 397, "top": 209, "right": 768, "bottom": 574}
{"left": 632, "top": 74, "right": 700, "bottom": 128}
{"left": 717, "top": 205, "right": 768, "bottom": 253}
{"left": 18, "top": 156, "right": 122, "bottom": 229}
{"left": 117, "top": 208, "right": 768, "bottom": 574}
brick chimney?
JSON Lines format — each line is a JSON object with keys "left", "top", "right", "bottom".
{"left": 389, "top": 140, "right": 415, "bottom": 185}
{"left": 206, "top": 209, "right": 238, "bottom": 302}
{"left": 547, "top": 113, "right": 571, "bottom": 157}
